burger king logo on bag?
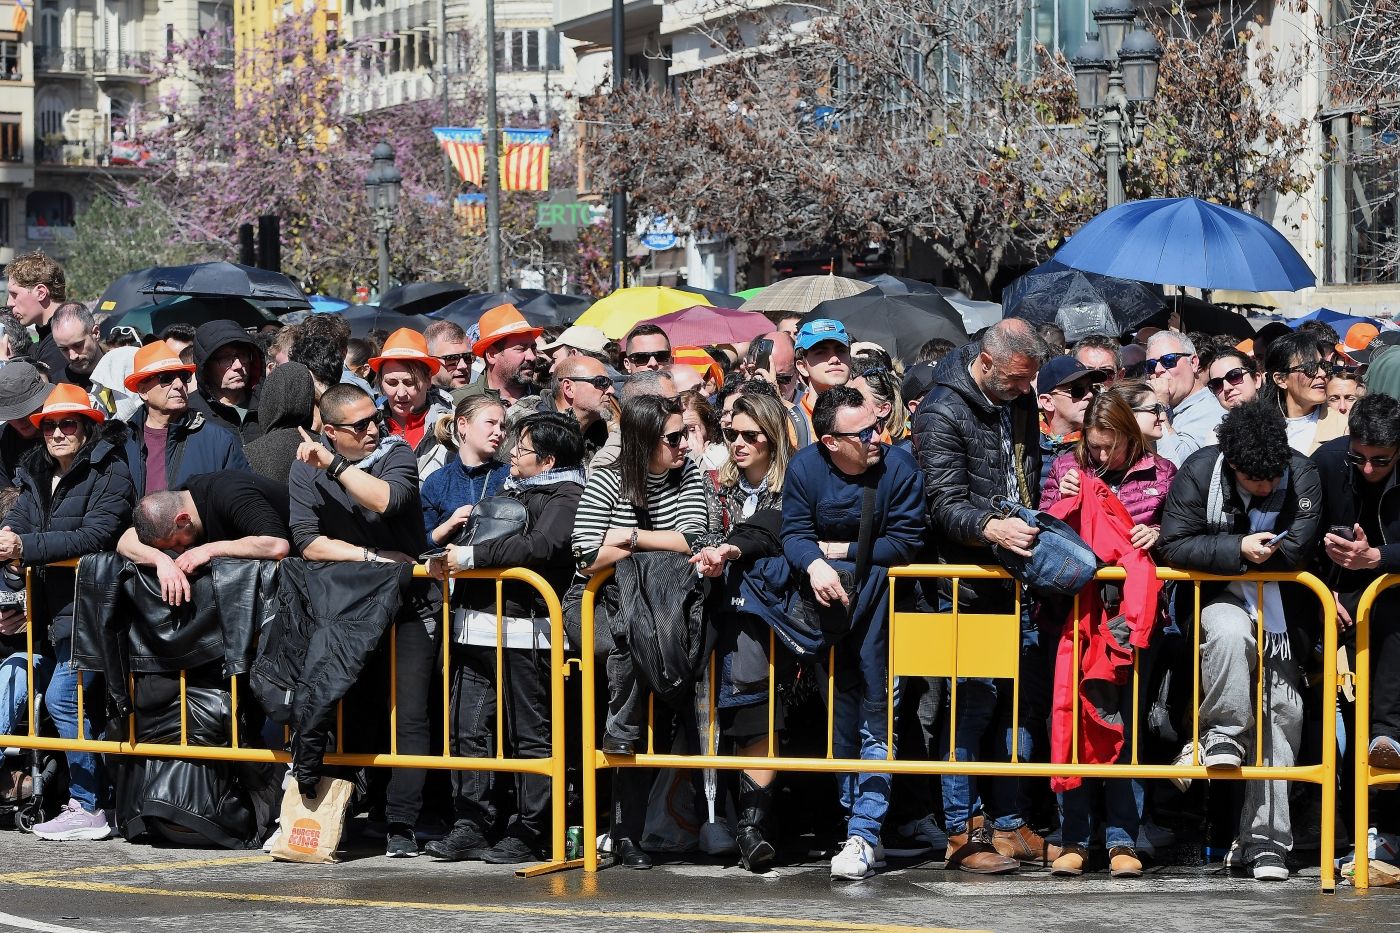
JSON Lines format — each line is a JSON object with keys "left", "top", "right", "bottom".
{"left": 286, "top": 817, "right": 324, "bottom": 853}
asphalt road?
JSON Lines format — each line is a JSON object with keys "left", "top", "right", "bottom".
{"left": 0, "top": 826, "right": 1392, "bottom": 933}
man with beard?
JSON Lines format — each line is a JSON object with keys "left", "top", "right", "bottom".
{"left": 453, "top": 304, "right": 541, "bottom": 407}
{"left": 425, "top": 320, "right": 474, "bottom": 392}
{"left": 911, "top": 318, "right": 1055, "bottom": 875}
{"left": 506, "top": 354, "right": 619, "bottom": 472}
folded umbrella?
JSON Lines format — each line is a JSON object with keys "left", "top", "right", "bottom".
{"left": 100, "top": 295, "right": 279, "bottom": 340}
{"left": 648, "top": 305, "right": 772, "bottom": 347}
{"left": 132, "top": 261, "right": 310, "bottom": 307}
{"left": 738, "top": 274, "right": 873, "bottom": 316}
{"left": 432, "top": 289, "right": 591, "bottom": 331}
{"left": 573, "top": 286, "right": 713, "bottom": 339}
{"left": 809, "top": 292, "right": 969, "bottom": 365}
{"left": 1002, "top": 258, "right": 1164, "bottom": 343}
{"left": 377, "top": 281, "right": 471, "bottom": 316}
{"left": 1052, "top": 196, "right": 1316, "bottom": 293}
{"left": 862, "top": 273, "right": 944, "bottom": 296}
{"left": 336, "top": 304, "right": 435, "bottom": 338}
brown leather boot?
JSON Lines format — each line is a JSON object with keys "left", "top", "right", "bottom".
{"left": 992, "top": 824, "right": 1063, "bottom": 865}
{"left": 944, "top": 825, "right": 1019, "bottom": 874}
{"left": 1050, "top": 845, "right": 1088, "bottom": 876}
{"left": 1109, "top": 846, "right": 1143, "bottom": 878}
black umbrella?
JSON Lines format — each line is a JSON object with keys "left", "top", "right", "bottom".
{"left": 377, "top": 281, "right": 471, "bottom": 316}
{"left": 95, "top": 268, "right": 156, "bottom": 317}
{"left": 1002, "top": 258, "right": 1164, "bottom": 343}
{"left": 124, "top": 261, "right": 310, "bottom": 309}
{"left": 431, "top": 289, "right": 592, "bottom": 332}
{"left": 333, "top": 305, "right": 435, "bottom": 338}
{"left": 809, "top": 292, "right": 969, "bottom": 365}
{"left": 861, "top": 273, "right": 943, "bottom": 296}
{"left": 100, "top": 295, "right": 279, "bottom": 339}
{"left": 674, "top": 285, "right": 743, "bottom": 308}
{"left": 1139, "top": 295, "right": 1256, "bottom": 341}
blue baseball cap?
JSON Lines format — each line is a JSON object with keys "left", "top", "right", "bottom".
{"left": 794, "top": 318, "right": 851, "bottom": 352}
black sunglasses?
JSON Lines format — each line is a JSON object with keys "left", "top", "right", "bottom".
{"left": 563, "top": 374, "right": 613, "bottom": 391}
{"left": 829, "top": 417, "right": 886, "bottom": 444}
{"left": 775, "top": 372, "right": 795, "bottom": 385}
{"left": 1346, "top": 450, "right": 1395, "bottom": 468}
{"left": 627, "top": 350, "right": 672, "bottom": 365}
{"left": 722, "top": 427, "right": 765, "bottom": 444}
{"left": 1282, "top": 360, "right": 1329, "bottom": 378}
{"left": 1054, "top": 378, "right": 1103, "bottom": 401}
{"left": 1133, "top": 402, "right": 1168, "bottom": 418}
{"left": 329, "top": 414, "right": 381, "bottom": 434}
{"left": 152, "top": 370, "right": 186, "bottom": 387}
{"left": 661, "top": 428, "right": 686, "bottom": 448}
{"left": 437, "top": 352, "right": 471, "bottom": 367}
{"left": 1328, "top": 363, "right": 1360, "bottom": 378}
{"left": 40, "top": 417, "right": 83, "bottom": 436}
{"left": 1207, "top": 367, "right": 1253, "bottom": 394}
{"left": 1146, "top": 352, "right": 1190, "bottom": 371}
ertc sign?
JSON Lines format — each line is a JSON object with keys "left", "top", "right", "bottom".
{"left": 535, "top": 189, "right": 593, "bottom": 242}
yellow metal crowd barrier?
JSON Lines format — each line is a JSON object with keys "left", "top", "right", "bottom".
{"left": 579, "top": 564, "right": 1339, "bottom": 891}
{"left": 1, "top": 560, "right": 577, "bottom": 877}
{"left": 1350, "top": 573, "right": 1400, "bottom": 891}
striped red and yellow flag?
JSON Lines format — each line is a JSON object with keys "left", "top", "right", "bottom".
{"left": 11, "top": 0, "right": 27, "bottom": 34}
{"left": 433, "top": 127, "right": 484, "bottom": 186}
{"left": 454, "top": 193, "right": 486, "bottom": 233}
{"left": 500, "top": 128, "right": 551, "bottom": 192}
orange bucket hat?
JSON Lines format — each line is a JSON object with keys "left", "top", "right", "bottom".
{"left": 124, "top": 340, "right": 196, "bottom": 392}
{"left": 369, "top": 328, "right": 442, "bottom": 376}
{"left": 30, "top": 382, "right": 105, "bottom": 428}
{"left": 473, "top": 304, "right": 543, "bottom": 357}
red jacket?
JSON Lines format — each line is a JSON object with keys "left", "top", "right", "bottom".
{"left": 1045, "top": 471, "right": 1160, "bottom": 792}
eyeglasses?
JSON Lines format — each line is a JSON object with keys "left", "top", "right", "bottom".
{"left": 563, "top": 374, "right": 613, "bottom": 391}
{"left": 626, "top": 350, "right": 672, "bottom": 366}
{"left": 1054, "top": 378, "right": 1102, "bottom": 402}
{"left": 437, "top": 353, "right": 471, "bottom": 368}
{"left": 1281, "top": 360, "right": 1329, "bottom": 378}
{"left": 514, "top": 445, "right": 537, "bottom": 459}
{"left": 1146, "top": 352, "right": 1190, "bottom": 372}
{"left": 1346, "top": 450, "right": 1396, "bottom": 468}
{"left": 722, "top": 427, "right": 765, "bottom": 444}
{"left": 1207, "top": 367, "right": 1254, "bottom": 394}
{"left": 328, "top": 414, "right": 381, "bottom": 434}
{"left": 41, "top": 417, "right": 83, "bottom": 437}
{"left": 1133, "top": 402, "right": 1168, "bottom": 419}
{"left": 829, "top": 417, "right": 886, "bottom": 445}
{"left": 661, "top": 429, "right": 686, "bottom": 448}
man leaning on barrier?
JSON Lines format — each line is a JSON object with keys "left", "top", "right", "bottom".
{"left": 911, "top": 318, "right": 1054, "bottom": 874}
{"left": 117, "top": 470, "right": 292, "bottom": 605}
{"left": 782, "top": 385, "right": 924, "bottom": 880}
{"left": 1157, "top": 399, "right": 1323, "bottom": 882}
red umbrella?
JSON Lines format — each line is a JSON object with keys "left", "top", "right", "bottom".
{"left": 649, "top": 305, "right": 773, "bottom": 346}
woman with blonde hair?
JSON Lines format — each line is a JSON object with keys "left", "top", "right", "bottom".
{"left": 421, "top": 394, "right": 511, "bottom": 546}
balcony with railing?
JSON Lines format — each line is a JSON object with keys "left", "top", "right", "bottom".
{"left": 33, "top": 46, "right": 87, "bottom": 74}
{"left": 91, "top": 50, "right": 154, "bottom": 76}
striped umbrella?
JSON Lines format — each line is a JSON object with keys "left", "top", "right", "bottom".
{"left": 738, "top": 274, "right": 873, "bottom": 315}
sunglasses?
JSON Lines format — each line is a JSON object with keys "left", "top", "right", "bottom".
{"left": 1328, "top": 363, "right": 1360, "bottom": 378}
{"left": 1282, "top": 360, "right": 1329, "bottom": 378}
{"left": 722, "top": 427, "right": 765, "bottom": 444}
{"left": 1346, "top": 450, "right": 1395, "bottom": 468}
{"left": 661, "top": 429, "right": 686, "bottom": 448}
{"left": 328, "top": 414, "right": 381, "bottom": 434}
{"left": 563, "top": 374, "right": 613, "bottom": 391}
{"left": 830, "top": 417, "right": 886, "bottom": 445}
{"left": 1207, "top": 367, "right": 1253, "bottom": 393}
{"left": 41, "top": 417, "right": 83, "bottom": 437}
{"left": 1146, "top": 352, "right": 1190, "bottom": 371}
{"left": 1133, "top": 402, "right": 1168, "bottom": 419}
{"left": 627, "top": 350, "right": 672, "bottom": 366}
{"left": 151, "top": 370, "right": 186, "bottom": 387}
{"left": 109, "top": 325, "right": 141, "bottom": 344}
{"left": 437, "top": 353, "right": 471, "bottom": 367}
{"left": 1054, "top": 378, "right": 1102, "bottom": 402}
{"left": 775, "top": 372, "right": 795, "bottom": 385}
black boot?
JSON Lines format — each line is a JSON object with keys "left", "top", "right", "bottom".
{"left": 736, "top": 773, "right": 776, "bottom": 873}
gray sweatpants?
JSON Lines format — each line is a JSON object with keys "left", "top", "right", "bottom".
{"left": 1199, "top": 594, "right": 1303, "bottom": 857}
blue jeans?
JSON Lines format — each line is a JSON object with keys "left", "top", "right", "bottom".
{"left": 44, "top": 640, "right": 102, "bottom": 812}
{"left": 830, "top": 609, "right": 896, "bottom": 847}
{"left": 1058, "top": 677, "right": 1145, "bottom": 849}
{"left": 0, "top": 651, "right": 52, "bottom": 737}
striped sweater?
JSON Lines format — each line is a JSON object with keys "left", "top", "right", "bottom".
{"left": 571, "top": 461, "right": 710, "bottom": 568}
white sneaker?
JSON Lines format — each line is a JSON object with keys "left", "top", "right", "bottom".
{"left": 1170, "top": 741, "right": 1196, "bottom": 792}
{"left": 261, "top": 827, "right": 281, "bottom": 854}
{"left": 831, "top": 835, "right": 878, "bottom": 880}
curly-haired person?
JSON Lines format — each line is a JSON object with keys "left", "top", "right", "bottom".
{"left": 1157, "top": 399, "right": 1323, "bottom": 882}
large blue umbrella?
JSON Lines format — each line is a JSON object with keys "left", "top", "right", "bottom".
{"left": 1052, "top": 197, "right": 1315, "bottom": 293}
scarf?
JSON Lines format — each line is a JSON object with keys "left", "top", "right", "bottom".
{"left": 328, "top": 433, "right": 408, "bottom": 472}
{"left": 503, "top": 465, "right": 588, "bottom": 493}
{"left": 1205, "top": 453, "right": 1291, "bottom": 658}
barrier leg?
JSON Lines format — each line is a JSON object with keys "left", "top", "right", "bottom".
{"left": 1355, "top": 597, "right": 1372, "bottom": 890}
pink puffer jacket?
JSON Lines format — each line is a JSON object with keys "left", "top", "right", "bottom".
{"left": 1041, "top": 450, "right": 1177, "bottom": 527}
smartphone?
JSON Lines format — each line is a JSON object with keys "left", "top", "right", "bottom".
{"left": 747, "top": 337, "right": 774, "bottom": 373}
{"left": 418, "top": 546, "right": 448, "bottom": 562}
{"left": 1266, "top": 530, "right": 1289, "bottom": 547}
{"left": 1328, "top": 524, "right": 1356, "bottom": 542}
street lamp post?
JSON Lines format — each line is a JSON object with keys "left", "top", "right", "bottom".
{"left": 365, "top": 141, "right": 403, "bottom": 300}
{"left": 1071, "top": 1, "right": 1163, "bottom": 209}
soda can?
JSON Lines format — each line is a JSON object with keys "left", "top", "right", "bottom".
{"left": 566, "top": 825, "right": 583, "bottom": 860}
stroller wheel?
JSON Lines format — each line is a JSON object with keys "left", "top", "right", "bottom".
{"left": 14, "top": 803, "right": 40, "bottom": 834}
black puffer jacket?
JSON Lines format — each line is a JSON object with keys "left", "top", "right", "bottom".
{"left": 911, "top": 341, "right": 1041, "bottom": 566}
{"left": 4, "top": 419, "right": 136, "bottom": 646}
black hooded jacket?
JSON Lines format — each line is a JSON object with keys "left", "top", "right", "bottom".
{"left": 244, "top": 361, "right": 316, "bottom": 482}
{"left": 189, "top": 321, "right": 264, "bottom": 442}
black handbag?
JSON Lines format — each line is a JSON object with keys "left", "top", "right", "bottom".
{"left": 454, "top": 495, "right": 529, "bottom": 547}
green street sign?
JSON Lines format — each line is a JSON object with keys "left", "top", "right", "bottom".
{"left": 535, "top": 189, "right": 593, "bottom": 241}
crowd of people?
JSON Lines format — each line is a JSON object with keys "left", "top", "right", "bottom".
{"left": 0, "top": 248, "right": 1395, "bottom": 884}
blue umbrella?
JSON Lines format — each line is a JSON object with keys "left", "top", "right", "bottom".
{"left": 1288, "top": 307, "right": 1378, "bottom": 333}
{"left": 1052, "top": 197, "right": 1315, "bottom": 292}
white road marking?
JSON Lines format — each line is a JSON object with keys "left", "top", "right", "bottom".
{"left": 0, "top": 910, "right": 101, "bottom": 933}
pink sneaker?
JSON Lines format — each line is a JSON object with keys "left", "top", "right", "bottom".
{"left": 33, "top": 798, "right": 111, "bottom": 841}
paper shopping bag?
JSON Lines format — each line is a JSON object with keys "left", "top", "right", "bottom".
{"left": 269, "top": 775, "right": 355, "bottom": 863}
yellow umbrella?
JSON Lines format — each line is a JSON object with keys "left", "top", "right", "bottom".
{"left": 572, "top": 286, "right": 713, "bottom": 338}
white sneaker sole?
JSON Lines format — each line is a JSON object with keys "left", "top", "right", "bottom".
{"left": 830, "top": 865, "right": 875, "bottom": 880}
{"left": 34, "top": 826, "right": 111, "bottom": 841}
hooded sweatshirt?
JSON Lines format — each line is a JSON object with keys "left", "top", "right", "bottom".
{"left": 244, "top": 361, "right": 316, "bottom": 483}
{"left": 188, "top": 320, "right": 265, "bottom": 442}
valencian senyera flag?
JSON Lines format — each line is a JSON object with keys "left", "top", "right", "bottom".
{"left": 433, "top": 127, "right": 552, "bottom": 192}
{"left": 11, "top": 0, "right": 27, "bottom": 33}
{"left": 454, "top": 193, "right": 486, "bottom": 232}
